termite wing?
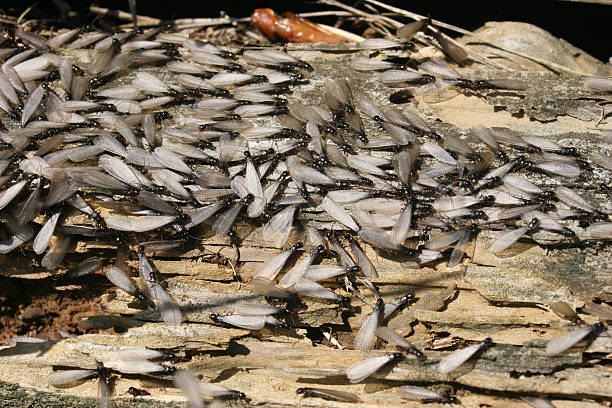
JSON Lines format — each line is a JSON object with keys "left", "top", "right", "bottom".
{"left": 138, "top": 246, "right": 183, "bottom": 326}
{"left": 346, "top": 353, "right": 403, "bottom": 383}
{"left": 438, "top": 338, "right": 492, "bottom": 373}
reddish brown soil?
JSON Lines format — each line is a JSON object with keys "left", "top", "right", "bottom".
{"left": 0, "top": 275, "right": 116, "bottom": 343}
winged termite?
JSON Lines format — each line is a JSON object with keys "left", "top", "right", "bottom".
{"left": 137, "top": 191, "right": 179, "bottom": 215}
{"left": 207, "top": 72, "right": 264, "bottom": 87}
{"left": 580, "top": 222, "right": 612, "bottom": 239}
{"left": 279, "top": 245, "right": 324, "bottom": 288}
{"left": 174, "top": 369, "right": 204, "bottom": 408}
{"left": 105, "top": 214, "right": 177, "bottom": 232}
{"left": 0, "top": 73, "right": 20, "bottom": 108}
{"left": 357, "top": 225, "right": 405, "bottom": 252}
{"left": 212, "top": 194, "right": 252, "bottom": 236}
{"left": 97, "top": 370, "right": 115, "bottom": 408}
{"left": 296, "top": 387, "right": 360, "bottom": 403}
{"left": 17, "top": 180, "right": 43, "bottom": 224}
{"left": 190, "top": 50, "right": 243, "bottom": 71}
{"left": 48, "top": 368, "right": 99, "bottom": 386}
{"left": 447, "top": 225, "right": 477, "bottom": 267}
{"left": 346, "top": 235, "right": 377, "bottom": 278}
{"left": 20, "top": 84, "right": 45, "bottom": 127}
{"left": 231, "top": 303, "right": 286, "bottom": 317}
{"left": 391, "top": 202, "right": 413, "bottom": 246}
{"left": 438, "top": 338, "right": 492, "bottom": 373}
{"left": 325, "top": 231, "right": 356, "bottom": 268}
{"left": 354, "top": 299, "right": 383, "bottom": 350}
{"left": 546, "top": 323, "right": 604, "bottom": 355}
{"left": 346, "top": 353, "right": 403, "bottom": 383}
{"left": 107, "top": 359, "right": 175, "bottom": 375}
{"left": 199, "top": 382, "right": 246, "bottom": 401}
{"left": 397, "top": 18, "right": 430, "bottom": 40}
{"left": 381, "top": 70, "right": 435, "bottom": 87}
{"left": 554, "top": 186, "right": 597, "bottom": 214}
{"left": 520, "top": 396, "right": 557, "bottom": 408}
{"left": 590, "top": 150, "right": 612, "bottom": 171}
{"left": 65, "top": 257, "right": 103, "bottom": 278}
{"left": 41, "top": 235, "right": 72, "bottom": 270}
{"left": 286, "top": 155, "right": 337, "bottom": 186}
{"left": 293, "top": 278, "right": 347, "bottom": 302}
{"left": 138, "top": 247, "right": 183, "bottom": 326}
{"left": 584, "top": 76, "right": 612, "bottom": 93}
{"left": 375, "top": 327, "right": 424, "bottom": 358}
{"left": 251, "top": 277, "right": 294, "bottom": 299}
{"left": 303, "top": 265, "right": 357, "bottom": 281}
{"left": 550, "top": 301, "right": 583, "bottom": 324}
{"left": 398, "top": 385, "right": 456, "bottom": 403}
{"left": 490, "top": 218, "right": 538, "bottom": 253}
{"left": 521, "top": 210, "right": 574, "bottom": 237}
{"left": 582, "top": 301, "right": 612, "bottom": 321}
{"left": 47, "top": 28, "right": 80, "bottom": 49}
{"left": 350, "top": 57, "right": 402, "bottom": 72}
{"left": 183, "top": 39, "right": 234, "bottom": 57}
{"left": 253, "top": 242, "right": 303, "bottom": 280}
{"left": 433, "top": 195, "right": 491, "bottom": 212}
{"left": 321, "top": 195, "right": 359, "bottom": 232}
{"left": 152, "top": 146, "right": 192, "bottom": 174}
{"left": 99, "top": 155, "right": 144, "bottom": 189}
{"left": 243, "top": 152, "right": 265, "bottom": 218}
{"left": 0, "top": 179, "right": 28, "bottom": 210}
{"left": 105, "top": 266, "right": 146, "bottom": 301}
{"left": 381, "top": 294, "right": 413, "bottom": 320}
{"left": 425, "top": 229, "right": 466, "bottom": 251}
{"left": 185, "top": 199, "right": 230, "bottom": 229}
{"left": 210, "top": 313, "right": 267, "bottom": 330}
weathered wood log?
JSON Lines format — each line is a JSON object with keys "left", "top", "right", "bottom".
{"left": 1, "top": 20, "right": 611, "bottom": 408}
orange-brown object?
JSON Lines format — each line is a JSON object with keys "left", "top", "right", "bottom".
{"left": 251, "top": 8, "right": 347, "bottom": 43}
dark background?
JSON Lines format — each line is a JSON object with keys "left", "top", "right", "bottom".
{"left": 2, "top": 0, "right": 611, "bottom": 62}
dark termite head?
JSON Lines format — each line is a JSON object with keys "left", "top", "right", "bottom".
{"left": 276, "top": 321, "right": 291, "bottom": 329}
{"left": 561, "top": 228, "right": 576, "bottom": 238}
{"left": 480, "top": 195, "right": 495, "bottom": 205}
{"left": 527, "top": 218, "right": 540, "bottom": 230}
{"left": 390, "top": 352, "right": 404, "bottom": 361}
{"left": 162, "top": 365, "right": 176, "bottom": 374}
{"left": 347, "top": 265, "right": 361, "bottom": 273}
{"left": 593, "top": 322, "right": 606, "bottom": 332}
{"left": 539, "top": 190, "right": 555, "bottom": 200}
{"left": 469, "top": 210, "right": 487, "bottom": 220}
{"left": 314, "top": 244, "right": 326, "bottom": 255}
{"left": 409, "top": 346, "right": 425, "bottom": 359}
{"left": 135, "top": 291, "right": 148, "bottom": 302}
{"left": 497, "top": 150, "right": 509, "bottom": 162}
{"left": 334, "top": 181, "right": 350, "bottom": 189}
{"left": 337, "top": 295, "right": 351, "bottom": 304}
{"left": 290, "top": 242, "right": 303, "bottom": 252}
{"left": 562, "top": 146, "right": 578, "bottom": 155}
{"left": 472, "top": 79, "right": 490, "bottom": 90}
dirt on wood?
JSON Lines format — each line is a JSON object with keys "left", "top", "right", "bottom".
{"left": 0, "top": 275, "right": 117, "bottom": 343}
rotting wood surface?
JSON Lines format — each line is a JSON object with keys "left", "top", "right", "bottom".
{"left": 1, "top": 21, "right": 611, "bottom": 408}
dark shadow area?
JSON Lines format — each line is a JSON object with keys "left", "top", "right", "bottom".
{"left": 0, "top": 0, "right": 609, "bottom": 61}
